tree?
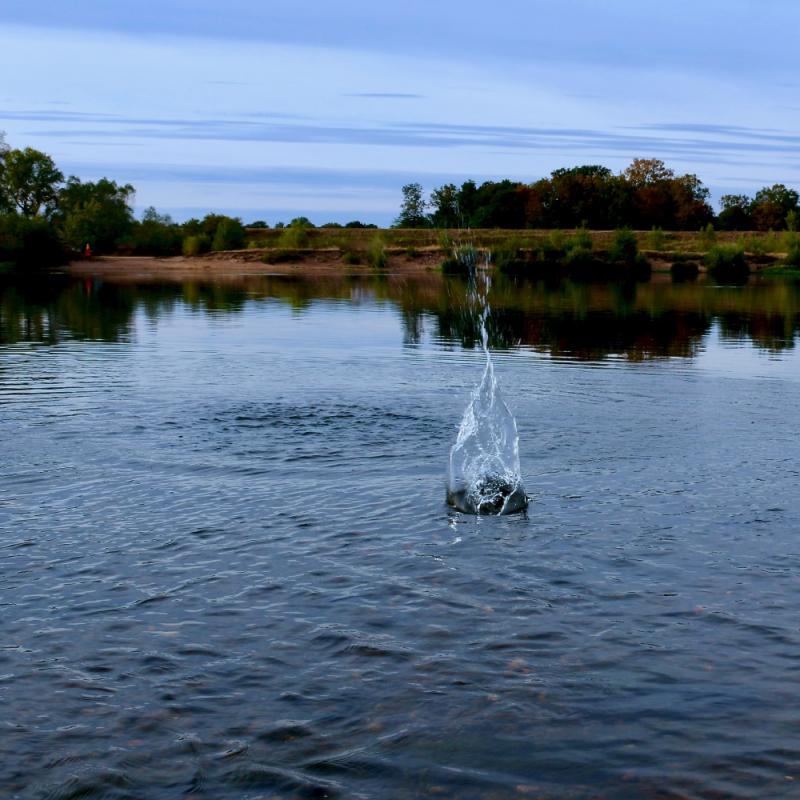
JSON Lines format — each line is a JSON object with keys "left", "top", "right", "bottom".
{"left": 394, "top": 183, "right": 428, "bottom": 228}
{"left": 623, "top": 158, "right": 674, "bottom": 187}
{"left": 211, "top": 217, "right": 246, "bottom": 250}
{"left": 718, "top": 194, "right": 753, "bottom": 231}
{"left": 751, "top": 184, "right": 799, "bottom": 230}
{"left": 544, "top": 166, "right": 627, "bottom": 228}
{"left": 0, "top": 147, "right": 64, "bottom": 217}
{"left": 57, "top": 177, "right": 135, "bottom": 252}
{"left": 288, "top": 216, "right": 315, "bottom": 228}
{"left": 126, "top": 207, "right": 182, "bottom": 255}
{"left": 429, "top": 183, "right": 460, "bottom": 228}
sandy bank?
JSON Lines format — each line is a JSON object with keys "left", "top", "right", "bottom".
{"left": 66, "top": 250, "right": 443, "bottom": 282}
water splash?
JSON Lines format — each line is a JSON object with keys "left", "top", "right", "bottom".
{"left": 447, "top": 248, "right": 528, "bottom": 515}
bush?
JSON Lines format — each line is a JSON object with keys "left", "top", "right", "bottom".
{"left": 405, "top": 246, "right": 420, "bottom": 259}
{"left": 491, "top": 238, "right": 526, "bottom": 273}
{"left": 739, "top": 234, "right": 767, "bottom": 256}
{"left": 535, "top": 231, "right": 566, "bottom": 262}
{"left": 566, "top": 227, "right": 592, "bottom": 253}
{"left": 0, "top": 214, "right": 65, "bottom": 269}
{"left": 784, "top": 238, "right": 800, "bottom": 267}
{"left": 261, "top": 249, "right": 304, "bottom": 264}
{"left": 646, "top": 226, "right": 666, "bottom": 251}
{"left": 367, "top": 236, "right": 387, "bottom": 269}
{"left": 608, "top": 228, "right": 639, "bottom": 264}
{"left": 341, "top": 250, "right": 361, "bottom": 265}
{"left": 278, "top": 225, "right": 310, "bottom": 249}
{"left": 183, "top": 234, "right": 210, "bottom": 257}
{"left": 698, "top": 223, "right": 717, "bottom": 250}
{"left": 211, "top": 217, "right": 246, "bottom": 251}
{"left": 705, "top": 245, "right": 748, "bottom": 279}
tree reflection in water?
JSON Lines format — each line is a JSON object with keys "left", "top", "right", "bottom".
{"left": 1, "top": 272, "right": 798, "bottom": 357}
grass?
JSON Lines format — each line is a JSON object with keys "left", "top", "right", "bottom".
{"left": 235, "top": 227, "right": 800, "bottom": 277}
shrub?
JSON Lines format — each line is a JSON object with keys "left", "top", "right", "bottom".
{"left": 566, "top": 227, "right": 592, "bottom": 253}
{"left": 211, "top": 217, "right": 246, "bottom": 251}
{"left": 784, "top": 238, "right": 800, "bottom": 267}
{"left": 0, "top": 213, "right": 65, "bottom": 268}
{"left": 183, "top": 234, "right": 210, "bottom": 257}
{"left": 704, "top": 245, "right": 748, "bottom": 279}
{"left": 646, "top": 226, "right": 666, "bottom": 251}
{"left": 698, "top": 223, "right": 717, "bottom": 250}
{"left": 367, "top": 236, "right": 387, "bottom": 269}
{"left": 341, "top": 250, "right": 361, "bottom": 265}
{"left": 739, "top": 234, "right": 767, "bottom": 256}
{"left": 278, "top": 225, "right": 310, "bottom": 249}
{"left": 536, "top": 230, "right": 566, "bottom": 262}
{"left": 491, "top": 238, "right": 525, "bottom": 273}
{"left": 608, "top": 228, "right": 639, "bottom": 264}
{"left": 261, "top": 249, "right": 304, "bottom": 264}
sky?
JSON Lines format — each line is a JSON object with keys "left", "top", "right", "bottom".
{"left": 1, "top": 1, "right": 799, "bottom": 225}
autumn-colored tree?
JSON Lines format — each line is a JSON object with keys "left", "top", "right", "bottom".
{"left": 623, "top": 158, "right": 675, "bottom": 188}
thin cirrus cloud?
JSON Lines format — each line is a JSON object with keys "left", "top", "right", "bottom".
{"left": 6, "top": 109, "right": 800, "bottom": 161}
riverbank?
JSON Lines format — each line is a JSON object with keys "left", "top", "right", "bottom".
{"left": 66, "top": 246, "right": 788, "bottom": 283}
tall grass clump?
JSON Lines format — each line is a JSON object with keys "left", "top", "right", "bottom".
{"left": 705, "top": 245, "right": 748, "bottom": 280}
{"left": 608, "top": 228, "right": 639, "bottom": 264}
{"left": 784, "top": 236, "right": 800, "bottom": 267}
{"left": 739, "top": 234, "right": 767, "bottom": 256}
{"left": 278, "top": 225, "right": 310, "bottom": 249}
{"left": 340, "top": 250, "right": 361, "bottom": 265}
{"left": 367, "top": 235, "right": 387, "bottom": 269}
{"left": 182, "top": 234, "right": 210, "bottom": 257}
{"left": 646, "top": 226, "right": 666, "bottom": 251}
{"left": 698, "top": 223, "right": 717, "bottom": 250}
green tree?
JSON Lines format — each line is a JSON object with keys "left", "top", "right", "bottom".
{"left": 57, "top": 177, "right": 135, "bottom": 252}
{"left": 718, "top": 194, "right": 754, "bottom": 231}
{"left": 211, "top": 216, "right": 246, "bottom": 250}
{"left": 0, "top": 147, "right": 64, "bottom": 217}
{"left": 429, "top": 183, "right": 459, "bottom": 228}
{"left": 394, "top": 183, "right": 428, "bottom": 228}
{"left": 126, "top": 207, "right": 182, "bottom": 255}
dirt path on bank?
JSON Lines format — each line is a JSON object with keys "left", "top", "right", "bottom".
{"left": 66, "top": 250, "right": 444, "bottom": 282}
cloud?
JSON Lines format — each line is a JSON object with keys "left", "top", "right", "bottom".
{"left": 344, "top": 93, "right": 425, "bottom": 99}
{"left": 7, "top": 109, "right": 800, "bottom": 164}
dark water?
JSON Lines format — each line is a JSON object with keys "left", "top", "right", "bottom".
{"left": 2, "top": 272, "right": 800, "bottom": 799}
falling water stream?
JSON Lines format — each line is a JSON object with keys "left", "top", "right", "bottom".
{"left": 446, "top": 248, "right": 528, "bottom": 514}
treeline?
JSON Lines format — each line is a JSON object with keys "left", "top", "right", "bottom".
{"left": 0, "top": 137, "right": 375, "bottom": 270}
{"left": 395, "top": 159, "right": 800, "bottom": 232}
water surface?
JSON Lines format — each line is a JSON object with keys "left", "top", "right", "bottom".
{"left": 2, "top": 273, "right": 800, "bottom": 799}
